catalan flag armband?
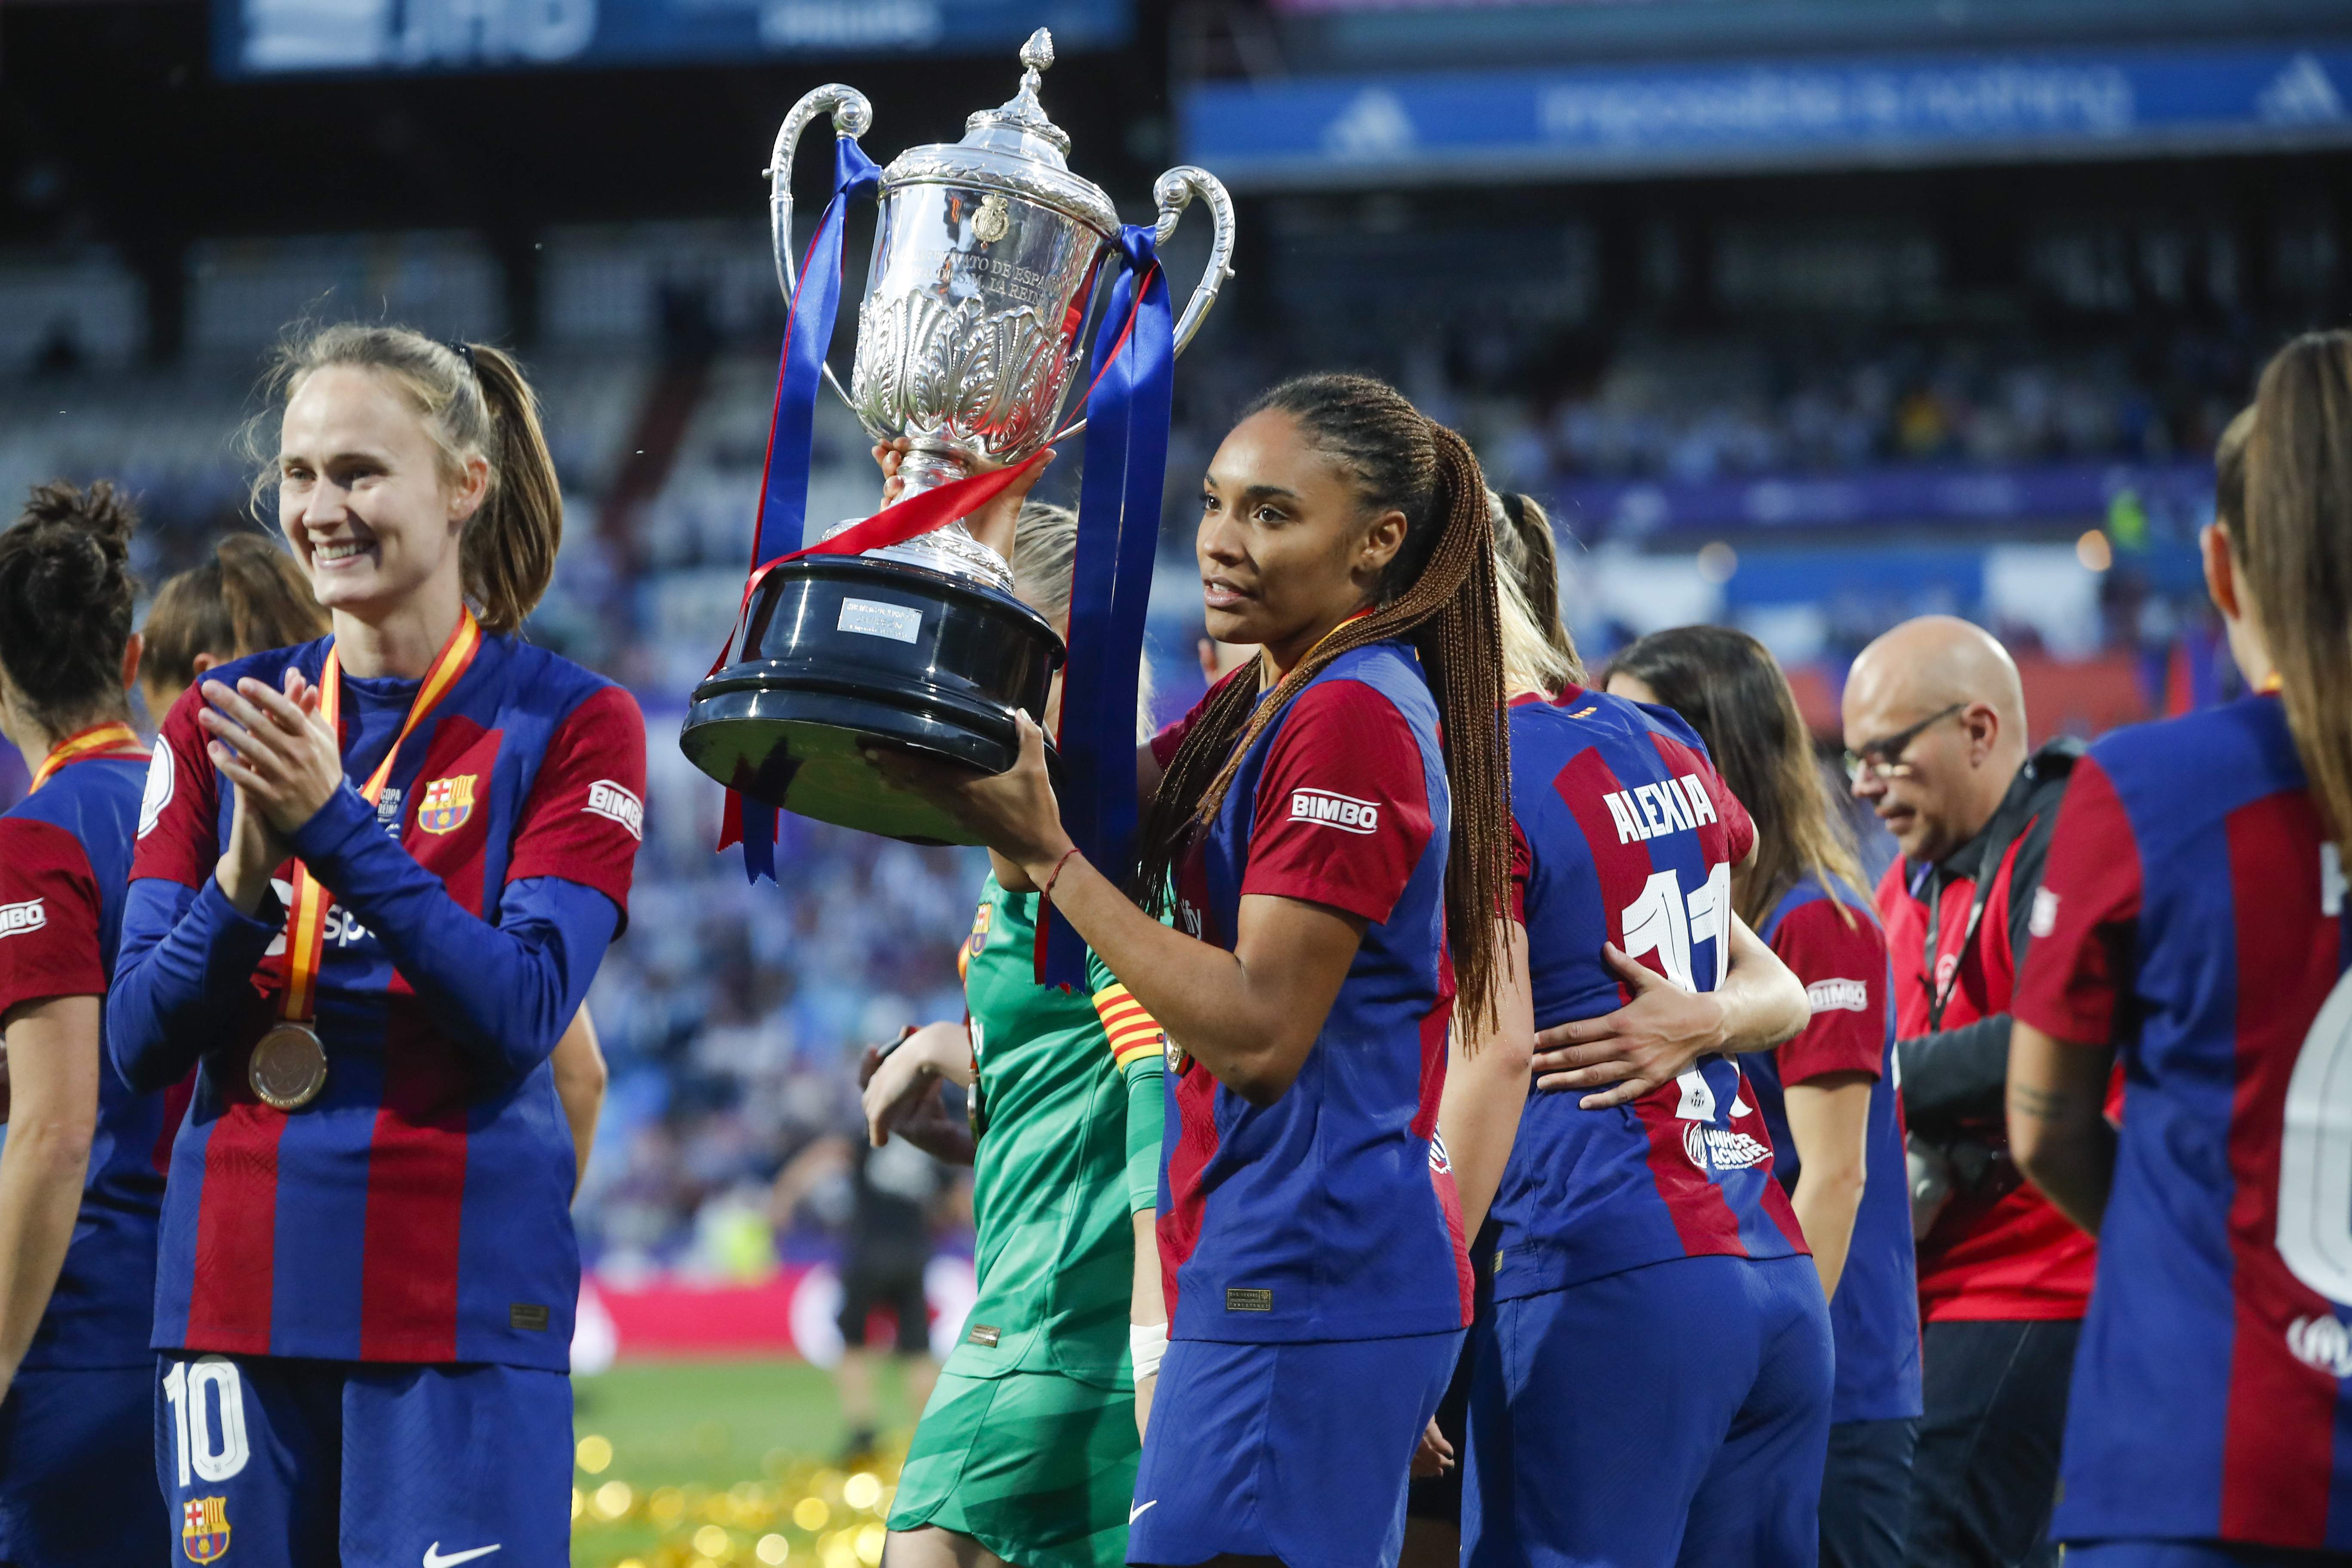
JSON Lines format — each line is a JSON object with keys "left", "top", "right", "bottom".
{"left": 1091, "top": 982, "right": 1166, "bottom": 1069}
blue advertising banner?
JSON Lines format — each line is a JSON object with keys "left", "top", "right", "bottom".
{"left": 1182, "top": 42, "right": 2352, "bottom": 184}
{"left": 216, "top": 0, "right": 1127, "bottom": 77}
{"left": 1550, "top": 458, "right": 2215, "bottom": 541}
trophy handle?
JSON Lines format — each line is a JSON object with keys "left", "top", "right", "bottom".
{"left": 1054, "top": 165, "right": 1234, "bottom": 440}
{"left": 768, "top": 84, "right": 874, "bottom": 413}
{"left": 1152, "top": 165, "right": 1237, "bottom": 358}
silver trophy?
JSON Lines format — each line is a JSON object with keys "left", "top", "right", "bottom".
{"left": 778, "top": 28, "right": 1236, "bottom": 590}
{"left": 680, "top": 32, "right": 1236, "bottom": 845}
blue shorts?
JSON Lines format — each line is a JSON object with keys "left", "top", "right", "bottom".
{"left": 0, "top": 1363, "right": 171, "bottom": 1565}
{"left": 2068, "top": 1546, "right": 2352, "bottom": 1567}
{"left": 152, "top": 1354, "right": 571, "bottom": 1568}
{"left": 1128, "top": 1330, "right": 1464, "bottom": 1568}
{"left": 1464, "top": 1253, "right": 1832, "bottom": 1568}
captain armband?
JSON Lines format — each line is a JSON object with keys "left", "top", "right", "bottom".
{"left": 1092, "top": 983, "right": 1167, "bottom": 1069}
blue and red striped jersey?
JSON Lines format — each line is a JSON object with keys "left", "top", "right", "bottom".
{"left": 110, "top": 633, "right": 645, "bottom": 1372}
{"left": 1155, "top": 641, "right": 1471, "bottom": 1342}
{"left": 1749, "top": 876, "right": 1921, "bottom": 1424}
{"left": 2015, "top": 693, "right": 2352, "bottom": 1551}
{"left": 1486, "top": 688, "right": 1805, "bottom": 1302}
{"left": 0, "top": 745, "right": 170, "bottom": 1369}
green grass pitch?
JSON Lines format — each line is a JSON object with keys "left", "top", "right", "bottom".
{"left": 570, "top": 1358, "right": 931, "bottom": 1568}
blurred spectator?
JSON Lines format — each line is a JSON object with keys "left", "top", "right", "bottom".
{"left": 770, "top": 1132, "right": 952, "bottom": 1464}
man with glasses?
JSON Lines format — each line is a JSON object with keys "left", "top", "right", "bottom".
{"left": 1842, "top": 615, "right": 2086, "bottom": 1568}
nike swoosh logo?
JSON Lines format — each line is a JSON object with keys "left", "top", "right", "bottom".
{"left": 1130, "top": 1501, "right": 1159, "bottom": 1525}
{"left": 423, "top": 1547, "right": 502, "bottom": 1568}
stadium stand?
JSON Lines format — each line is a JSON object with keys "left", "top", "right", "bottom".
{"left": 0, "top": 203, "right": 2286, "bottom": 1277}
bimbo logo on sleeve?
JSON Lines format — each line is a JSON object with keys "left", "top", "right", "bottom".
{"left": 1805, "top": 978, "right": 1871, "bottom": 1014}
{"left": 585, "top": 780, "right": 645, "bottom": 840}
{"left": 1289, "top": 788, "right": 1380, "bottom": 834}
{"left": 0, "top": 899, "right": 46, "bottom": 938}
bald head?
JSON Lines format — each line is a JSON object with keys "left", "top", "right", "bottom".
{"left": 1847, "top": 616, "right": 2027, "bottom": 742}
{"left": 1843, "top": 616, "right": 2031, "bottom": 865}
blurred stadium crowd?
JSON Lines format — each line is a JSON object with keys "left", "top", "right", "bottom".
{"left": 0, "top": 209, "right": 2288, "bottom": 1283}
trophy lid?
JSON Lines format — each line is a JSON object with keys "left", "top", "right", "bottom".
{"left": 965, "top": 29, "right": 1071, "bottom": 161}
{"left": 880, "top": 28, "right": 1120, "bottom": 238}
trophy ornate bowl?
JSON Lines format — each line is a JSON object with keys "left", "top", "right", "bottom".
{"left": 680, "top": 28, "right": 1235, "bottom": 847}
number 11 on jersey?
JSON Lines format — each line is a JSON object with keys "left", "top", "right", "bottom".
{"left": 1620, "top": 862, "right": 1732, "bottom": 993}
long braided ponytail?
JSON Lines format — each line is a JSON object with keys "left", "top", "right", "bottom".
{"left": 1135, "top": 374, "right": 1513, "bottom": 1025}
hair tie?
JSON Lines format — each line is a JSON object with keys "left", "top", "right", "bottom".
{"left": 447, "top": 339, "right": 477, "bottom": 374}
{"left": 1500, "top": 492, "right": 1528, "bottom": 531}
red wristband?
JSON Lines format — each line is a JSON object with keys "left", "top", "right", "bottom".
{"left": 1040, "top": 846, "right": 1083, "bottom": 907}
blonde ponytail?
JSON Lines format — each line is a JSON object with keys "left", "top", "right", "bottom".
{"left": 459, "top": 343, "right": 561, "bottom": 634}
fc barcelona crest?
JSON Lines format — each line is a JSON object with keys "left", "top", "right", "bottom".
{"left": 415, "top": 774, "right": 476, "bottom": 835}
{"left": 958, "top": 900, "right": 992, "bottom": 980}
{"left": 183, "top": 1496, "right": 230, "bottom": 1563}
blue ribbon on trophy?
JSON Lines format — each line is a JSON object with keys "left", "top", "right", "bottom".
{"left": 1035, "top": 225, "right": 1173, "bottom": 989}
{"left": 695, "top": 34, "right": 1232, "bottom": 919}
{"left": 714, "top": 135, "right": 878, "bottom": 881}
{"left": 713, "top": 137, "right": 1171, "bottom": 903}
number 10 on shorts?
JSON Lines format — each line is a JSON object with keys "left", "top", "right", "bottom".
{"left": 164, "top": 1357, "right": 251, "bottom": 1485}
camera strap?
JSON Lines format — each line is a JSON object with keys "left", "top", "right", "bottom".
{"left": 1920, "top": 789, "right": 2034, "bottom": 1033}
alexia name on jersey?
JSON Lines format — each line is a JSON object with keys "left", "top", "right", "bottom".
{"left": 1599, "top": 771, "right": 1723, "bottom": 845}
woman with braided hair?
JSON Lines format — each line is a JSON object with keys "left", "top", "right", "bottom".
{"left": 896, "top": 373, "right": 1510, "bottom": 1568}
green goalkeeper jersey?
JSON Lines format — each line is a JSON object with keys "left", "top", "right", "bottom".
{"left": 948, "top": 873, "right": 1165, "bottom": 1391}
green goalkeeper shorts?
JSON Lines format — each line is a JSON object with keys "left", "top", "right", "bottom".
{"left": 887, "top": 1368, "right": 1142, "bottom": 1568}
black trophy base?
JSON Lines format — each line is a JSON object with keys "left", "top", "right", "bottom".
{"left": 681, "top": 554, "right": 1064, "bottom": 847}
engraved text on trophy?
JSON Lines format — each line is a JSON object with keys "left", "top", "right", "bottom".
{"left": 848, "top": 184, "right": 1101, "bottom": 469}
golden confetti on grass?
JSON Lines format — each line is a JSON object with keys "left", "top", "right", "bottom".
{"left": 572, "top": 1435, "right": 906, "bottom": 1568}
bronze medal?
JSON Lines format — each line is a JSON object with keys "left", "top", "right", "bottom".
{"left": 254, "top": 612, "right": 479, "bottom": 1118}
{"left": 249, "top": 1022, "right": 329, "bottom": 1111}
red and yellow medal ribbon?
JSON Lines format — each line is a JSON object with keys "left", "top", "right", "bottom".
{"left": 277, "top": 608, "right": 481, "bottom": 1023}
{"left": 1256, "top": 605, "right": 1378, "bottom": 692}
{"left": 30, "top": 721, "right": 144, "bottom": 793}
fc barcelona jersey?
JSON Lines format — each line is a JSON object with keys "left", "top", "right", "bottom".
{"left": 112, "top": 633, "right": 645, "bottom": 1371}
{"left": 0, "top": 745, "right": 169, "bottom": 1369}
{"left": 1486, "top": 689, "right": 1807, "bottom": 1302}
{"left": 1155, "top": 642, "right": 1472, "bottom": 1344}
{"left": 2016, "top": 694, "right": 2352, "bottom": 1550}
{"left": 1750, "top": 876, "right": 1921, "bottom": 1424}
